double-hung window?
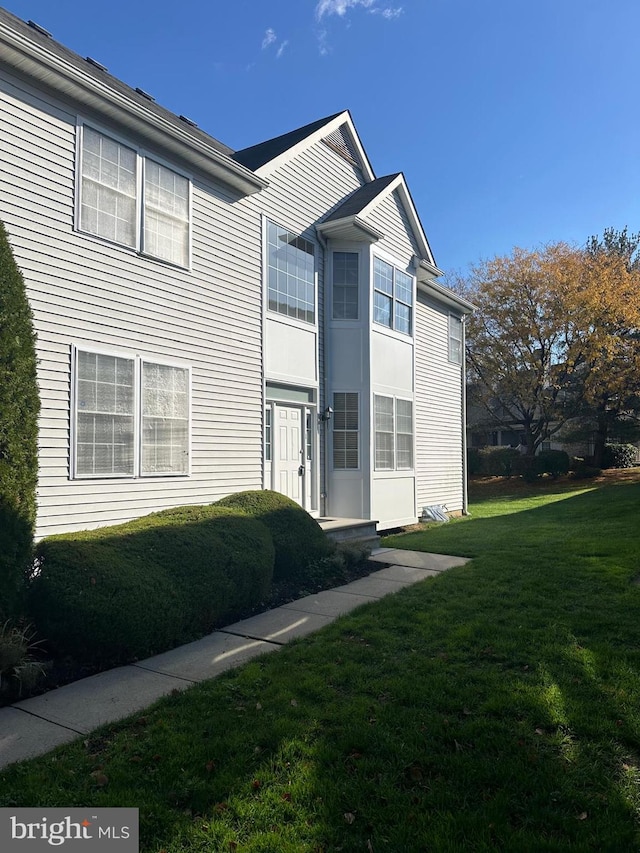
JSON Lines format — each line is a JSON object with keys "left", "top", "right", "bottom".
{"left": 78, "top": 124, "right": 190, "bottom": 267}
{"left": 266, "top": 220, "right": 315, "bottom": 324}
{"left": 74, "top": 348, "right": 189, "bottom": 478}
{"left": 448, "top": 314, "right": 463, "bottom": 364}
{"left": 374, "top": 395, "right": 413, "bottom": 471}
{"left": 333, "top": 392, "right": 359, "bottom": 469}
{"left": 332, "top": 252, "right": 359, "bottom": 319}
{"left": 373, "top": 257, "right": 414, "bottom": 335}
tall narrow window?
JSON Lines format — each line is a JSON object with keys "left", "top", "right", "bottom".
{"left": 333, "top": 392, "right": 359, "bottom": 469}
{"left": 396, "top": 399, "right": 413, "bottom": 469}
{"left": 141, "top": 362, "right": 189, "bottom": 474}
{"left": 80, "top": 127, "right": 137, "bottom": 247}
{"left": 374, "top": 395, "right": 395, "bottom": 470}
{"left": 75, "top": 351, "right": 135, "bottom": 476}
{"left": 143, "top": 160, "right": 190, "bottom": 266}
{"left": 449, "top": 314, "right": 463, "bottom": 364}
{"left": 267, "top": 221, "right": 315, "bottom": 323}
{"left": 373, "top": 257, "right": 414, "bottom": 335}
{"left": 373, "top": 258, "right": 393, "bottom": 328}
{"left": 395, "top": 270, "right": 413, "bottom": 335}
{"left": 333, "top": 252, "right": 359, "bottom": 319}
{"left": 265, "top": 407, "right": 272, "bottom": 461}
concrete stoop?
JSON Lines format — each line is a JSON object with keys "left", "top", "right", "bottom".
{"left": 318, "top": 517, "right": 381, "bottom": 549}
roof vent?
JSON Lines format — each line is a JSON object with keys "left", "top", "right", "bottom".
{"left": 135, "top": 87, "right": 155, "bottom": 101}
{"left": 27, "top": 20, "right": 52, "bottom": 38}
{"left": 85, "top": 57, "right": 108, "bottom": 72}
{"left": 179, "top": 115, "right": 198, "bottom": 127}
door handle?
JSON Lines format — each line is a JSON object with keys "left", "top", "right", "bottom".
{"left": 298, "top": 465, "right": 305, "bottom": 477}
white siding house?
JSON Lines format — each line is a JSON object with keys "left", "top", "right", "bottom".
{"left": 0, "top": 7, "right": 472, "bottom": 537}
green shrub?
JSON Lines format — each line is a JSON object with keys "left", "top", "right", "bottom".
{"left": 216, "top": 490, "right": 335, "bottom": 583}
{"left": 478, "top": 447, "right": 522, "bottom": 477}
{"left": 0, "top": 221, "right": 40, "bottom": 618}
{"left": 29, "top": 505, "right": 274, "bottom": 667}
{"left": 467, "top": 447, "right": 483, "bottom": 476}
{"left": 534, "top": 449, "right": 571, "bottom": 479}
{"left": 570, "top": 457, "right": 602, "bottom": 480}
{"left": 601, "top": 443, "right": 638, "bottom": 469}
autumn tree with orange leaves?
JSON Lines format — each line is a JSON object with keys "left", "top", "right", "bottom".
{"left": 460, "top": 235, "right": 640, "bottom": 461}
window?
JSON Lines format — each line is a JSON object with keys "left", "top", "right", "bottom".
{"left": 264, "top": 407, "right": 272, "bottom": 461}
{"left": 374, "top": 395, "right": 395, "bottom": 469}
{"left": 449, "top": 314, "right": 463, "bottom": 364}
{"left": 78, "top": 124, "right": 190, "bottom": 267}
{"left": 267, "top": 221, "right": 315, "bottom": 323}
{"left": 373, "top": 257, "right": 413, "bottom": 335}
{"left": 374, "top": 395, "right": 414, "bottom": 471}
{"left": 333, "top": 392, "right": 359, "bottom": 469}
{"left": 333, "top": 252, "right": 359, "bottom": 319}
{"left": 74, "top": 348, "right": 189, "bottom": 478}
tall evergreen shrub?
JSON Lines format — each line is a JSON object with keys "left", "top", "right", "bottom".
{"left": 0, "top": 220, "right": 39, "bottom": 616}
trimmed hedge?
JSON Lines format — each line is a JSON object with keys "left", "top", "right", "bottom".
{"left": 0, "top": 220, "right": 40, "bottom": 618}
{"left": 534, "top": 449, "right": 571, "bottom": 479}
{"left": 29, "top": 505, "right": 275, "bottom": 667}
{"left": 216, "top": 490, "right": 335, "bottom": 583}
{"left": 601, "top": 443, "right": 638, "bottom": 469}
{"left": 478, "top": 447, "right": 522, "bottom": 477}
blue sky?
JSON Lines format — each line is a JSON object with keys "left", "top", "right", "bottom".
{"left": 4, "top": 0, "right": 640, "bottom": 275}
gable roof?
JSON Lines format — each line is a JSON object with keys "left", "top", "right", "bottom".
{"left": 233, "top": 110, "right": 376, "bottom": 181}
{"left": 233, "top": 112, "right": 344, "bottom": 171}
{"left": 0, "top": 7, "right": 265, "bottom": 195}
{"left": 323, "top": 174, "right": 400, "bottom": 222}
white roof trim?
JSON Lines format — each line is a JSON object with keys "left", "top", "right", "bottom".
{"left": 0, "top": 19, "right": 266, "bottom": 195}
{"left": 317, "top": 215, "right": 383, "bottom": 243}
{"left": 417, "top": 270, "right": 475, "bottom": 314}
{"left": 252, "top": 111, "right": 376, "bottom": 182}
{"left": 357, "top": 173, "right": 436, "bottom": 266}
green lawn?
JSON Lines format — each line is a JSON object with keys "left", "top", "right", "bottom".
{"left": 2, "top": 479, "right": 640, "bottom": 851}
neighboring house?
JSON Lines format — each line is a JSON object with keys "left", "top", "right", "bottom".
{"left": 0, "top": 7, "right": 473, "bottom": 538}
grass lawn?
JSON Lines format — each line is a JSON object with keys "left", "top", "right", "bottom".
{"left": 2, "top": 475, "right": 640, "bottom": 851}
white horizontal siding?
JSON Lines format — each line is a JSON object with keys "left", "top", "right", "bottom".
{"left": 365, "top": 190, "right": 419, "bottom": 268}
{"left": 415, "top": 292, "right": 464, "bottom": 513}
{"left": 1, "top": 68, "right": 265, "bottom": 537}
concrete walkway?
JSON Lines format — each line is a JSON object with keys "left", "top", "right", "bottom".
{"left": 0, "top": 548, "right": 468, "bottom": 771}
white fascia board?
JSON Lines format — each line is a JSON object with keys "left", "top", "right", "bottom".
{"left": 317, "top": 215, "right": 383, "bottom": 243}
{"left": 253, "top": 110, "right": 376, "bottom": 181}
{"left": 417, "top": 272, "right": 475, "bottom": 315}
{"left": 357, "top": 174, "right": 435, "bottom": 264}
{"left": 0, "top": 26, "right": 266, "bottom": 196}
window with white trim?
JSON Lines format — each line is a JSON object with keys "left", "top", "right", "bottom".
{"left": 448, "top": 314, "right": 463, "bottom": 364}
{"left": 373, "top": 257, "right": 413, "bottom": 335}
{"left": 78, "top": 124, "right": 190, "bottom": 267}
{"left": 374, "top": 395, "right": 414, "bottom": 471}
{"left": 74, "top": 348, "right": 189, "bottom": 478}
{"left": 333, "top": 252, "right": 359, "bottom": 319}
{"left": 267, "top": 220, "right": 315, "bottom": 323}
{"left": 333, "top": 392, "right": 359, "bottom": 469}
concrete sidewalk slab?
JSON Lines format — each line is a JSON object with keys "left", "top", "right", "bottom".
{"left": 369, "top": 565, "right": 442, "bottom": 583}
{"left": 0, "top": 707, "right": 80, "bottom": 766}
{"left": 369, "top": 549, "right": 469, "bottom": 571}
{"left": 282, "top": 589, "right": 378, "bottom": 618}
{"left": 135, "top": 632, "right": 278, "bottom": 682}
{"left": 221, "top": 607, "right": 334, "bottom": 644}
{"left": 334, "top": 575, "right": 418, "bottom": 597}
{"left": 12, "top": 665, "right": 187, "bottom": 734}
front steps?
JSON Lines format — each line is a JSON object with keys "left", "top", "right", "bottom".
{"left": 317, "top": 517, "right": 380, "bottom": 549}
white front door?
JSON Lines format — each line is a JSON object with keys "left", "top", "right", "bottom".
{"left": 277, "top": 405, "right": 305, "bottom": 506}
{"left": 265, "top": 403, "right": 316, "bottom": 510}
